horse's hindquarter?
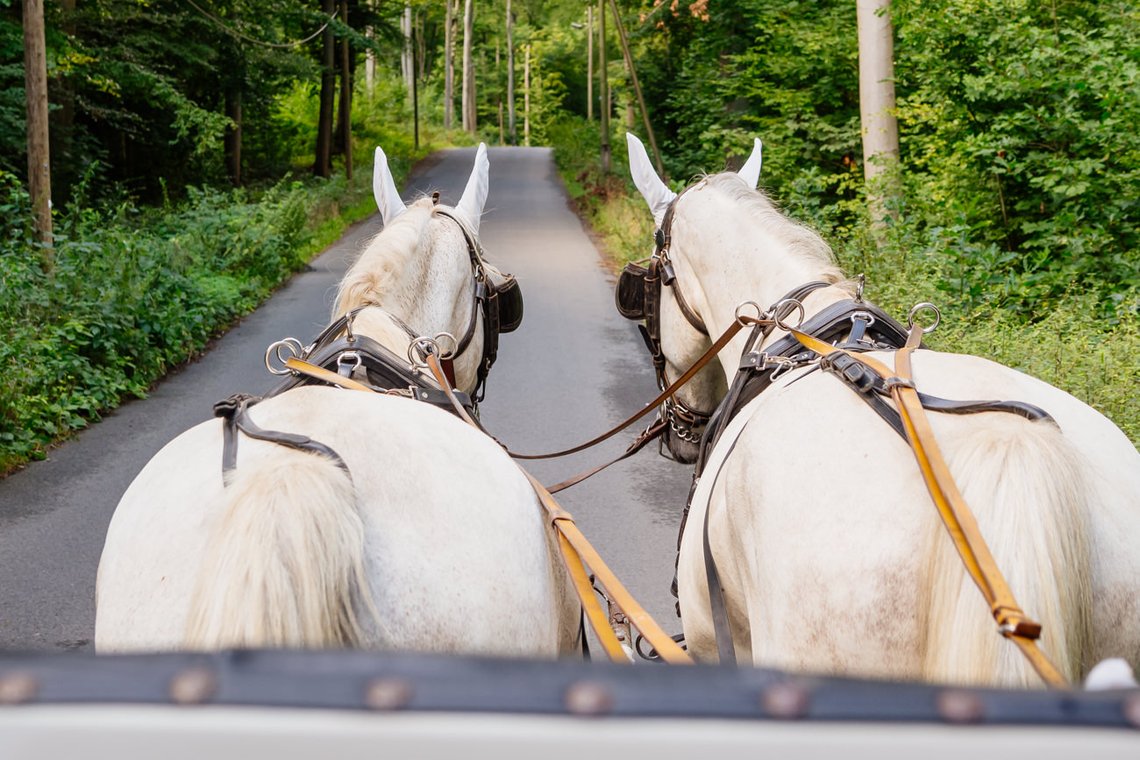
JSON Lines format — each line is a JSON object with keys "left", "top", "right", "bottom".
{"left": 96, "top": 417, "right": 228, "bottom": 651}
{"left": 97, "top": 387, "right": 577, "bottom": 656}
{"left": 680, "top": 348, "right": 1140, "bottom": 680}
{"left": 231, "top": 388, "right": 575, "bottom": 656}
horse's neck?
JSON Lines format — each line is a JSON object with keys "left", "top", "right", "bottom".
{"left": 685, "top": 221, "right": 846, "bottom": 378}
{"left": 351, "top": 225, "right": 480, "bottom": 389}
{"left": 350, "top": 307, "right": 418, "bottom": 358}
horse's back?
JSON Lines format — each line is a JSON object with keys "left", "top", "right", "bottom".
{"left": 681, "top": 347, "right": 1139, "bottom": 681}
{"left": 96, "top": 387, "right": 577, "bottom": 656}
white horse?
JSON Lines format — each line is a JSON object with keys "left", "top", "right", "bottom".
{"left": 625, "top": 133, "right": 1140, "bottom": 688}
{"left": 96, "top": 145, "right": 579, "bottom": 656}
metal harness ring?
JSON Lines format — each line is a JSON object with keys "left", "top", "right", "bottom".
{"left": 265, "top": 338, "right": 305, "bottom": 376}
{"left": 772, "top": 298, "right": 806, "bottom": 332}
{"left": 408, "top": 336, "right": 441, "bottom": 368}
{"left": 433, "top": 331, "right": 459, "bottom": 360}
{"left": 907, "top": 302, "right": 942, "bottom": 334}
{"left": 734, "top": 300, "right": 764, "bottom": 326}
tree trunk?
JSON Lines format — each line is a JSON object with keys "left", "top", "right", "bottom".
{"left": 609, "top": 0, "right": 663, "bottom": 177}
{"left": 365, "top": 0, "right": 375, "bottom": 99}
{"left": 224, "top": 89, "right": 243, "bottom": 186}
{"left": 444, "top": 0, "right": 455, "bottom": 130}
{"left": 523, "top": 44, "right": 530, "bottom": 147}
{"left": 857, "top": 0, "right": 900, "bottom": 220}
{"left": 338, "top": 0, "right": 352, "bottom": 180}
{"left": 22, "top": 0, "right": 52, "bottom": 250}
{"left": 314, "top": 0, "right": 336, "bottom": 177}
{"left": 506, "top": 0, "right": 516, "bottom": 144}
{"left": 401, "top": 5, "right": 413, "bottom": 105}
{"left": 597, "top": 0, "right": 610, "bottom": 172}
{"left": 586, "top": 6, "right": 593, "bottom": 121}
{"left": 462, "top": 0, "right": 476, "bottom": 134}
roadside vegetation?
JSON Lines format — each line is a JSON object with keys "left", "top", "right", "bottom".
{"left": 540, "top": 0, "right": 1137, "bottom": 445}
{"left": 2, "top": 0, "right": 1135, "bottom": 475}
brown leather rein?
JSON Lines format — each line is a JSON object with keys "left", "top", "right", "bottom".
{"left": 503, "top": 314, "right": 759, "bottom": 493}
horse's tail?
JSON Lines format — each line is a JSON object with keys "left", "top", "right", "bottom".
{"left": 921, "top": 415, "right": 1093, "bottom": 688}
{"left": 185, "top": 448, "right": 376, "bottom": 649}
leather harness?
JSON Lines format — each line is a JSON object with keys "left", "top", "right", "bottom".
{"left": 214, "top": 205, "right": 521, "bottom": 478}
{"left": 613, "top": 177, "right": 1068, "bottom": 684}
{"left": 667, "top": 284, "right": 1064, "bottom": 686}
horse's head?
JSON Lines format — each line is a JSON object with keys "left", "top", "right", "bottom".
{"left": 615, "top": 135, "right": 759, "bottom": 463}
{"left": 334, "top": 143, "right": 521, "bottom": 398}
{"left": 621, "top": 135, "right": 847, "bottom": 463}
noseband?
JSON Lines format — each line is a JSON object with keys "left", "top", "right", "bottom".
{"left": 615, "top": 187, "right": 715, "bottom": 446}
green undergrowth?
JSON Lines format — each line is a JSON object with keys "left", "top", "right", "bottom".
{"left": 548, "top": 119, "right": 1138, "bottom": 447}
{"left": 0, "top": 158, "right": 398, "bottom": 476}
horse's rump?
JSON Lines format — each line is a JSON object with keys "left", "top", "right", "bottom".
{"left": 683, "top": 348, "right": 1133, "bottom": 683}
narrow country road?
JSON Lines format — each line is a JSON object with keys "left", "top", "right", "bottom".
{"left": 0, "top": 146, "right": 691, "bottom": 653}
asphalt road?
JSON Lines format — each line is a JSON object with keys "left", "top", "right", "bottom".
{"left": 0, "top": 146, "right": 692, "bottom": 654}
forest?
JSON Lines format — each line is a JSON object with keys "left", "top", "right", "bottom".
{"left": 1, "top": 0, "right": 1137, "bottom": 473}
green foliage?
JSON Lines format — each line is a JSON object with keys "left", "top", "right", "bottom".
{"left": 892, "top": 0, "right": 1140, "bottom": 316}
{"left": 0, "top": 168, "right": 374, "bottom": 474}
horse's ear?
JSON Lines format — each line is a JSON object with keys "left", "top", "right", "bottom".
{"left": 737, "top": 137, "right": 763, "bottom": 189}
{"left": 373, "top": 146, "right": 407, "bottom": 226}
{"left": 626, "top": 133, "right": 675, "bottom": 226}
{"left": 456, "top": 143, "right": 489, "bottom": 234}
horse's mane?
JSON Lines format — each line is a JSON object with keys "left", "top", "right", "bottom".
{"left": 333, "top": 198, "right": 435, "bottom": 318}
{"left": 703, "top": 173, "right": 844, "bottom": 284}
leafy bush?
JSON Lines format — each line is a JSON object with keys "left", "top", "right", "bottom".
{"left": 0, "top": 169, "right": 373, "bottom": 474}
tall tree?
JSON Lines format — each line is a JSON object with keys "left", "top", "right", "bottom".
{"left": 461, "top": 0, "right": 475, "bottom": 133}
{"left": 314, "top": 0, "right": 337, "bottom": 177}
{"left": 401, "top": 4, "right": 413, "bottom": 103}
{"left": 506, "top": 0, "right": 515, "bottom": 143}
{"left": 597, "top": 0, "right": 609, "bottom": 172}
{"left": 338, "top": 0, "right": 352, "bottom": 179}
{"left": 444, "top": 0, "right": 456, "bottom": 129}
{"left": 22, "top": 0, "right": 52, "bottom": 248}
{"left": 857, "top": 0, "right": 900, "bottom": 218}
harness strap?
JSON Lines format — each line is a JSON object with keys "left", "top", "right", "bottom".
{"left": 509, "top": 317, "right": 754, "bottom": 460}
{"left": 790, "top": 327, "right": 1070, "bottom": 688}
{"left": 283, "top": 357, "right": 376, "bottom": 393}
{"left": 214, "top": 393, "right": 350, "bottom": 476}
{"left": 544, "top": 419, "right": 666, "bottom": 494}
{"left": 822, "top": 351, "right": 1057, "bottom": 440}
{"left": 423, "top": 354, "right": 693, "bottom": 666}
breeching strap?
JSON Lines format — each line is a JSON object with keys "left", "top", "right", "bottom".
{"left": 424, "top": 354, "right": 692, "bottom": 666}
{"left": 789, "top": 326, "right": 1069, "bottom": 688}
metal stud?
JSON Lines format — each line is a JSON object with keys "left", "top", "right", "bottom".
{"left": 564, "top": 681, "right": 614, "bottom": 716}
{"left": 1123, "top": 694, "right": 1140, "bottom": 728}
{"left": 760, "top": 681, "right": 810, "bottom": 719}
{"left": 169, "top": 667, "right": 217, "bottom": 705}
{"left": 936, "top": 689, "right": 985, "bottom": 724}
{"left": 365, "top": 678, "right": 413, "bottom": 710}
{"left": 0, "top": 672, "right": 38, "bottom": 704}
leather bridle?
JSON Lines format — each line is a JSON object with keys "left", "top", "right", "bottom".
{"left": 618, "top": 187, "right": 719, "bottom": 449}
